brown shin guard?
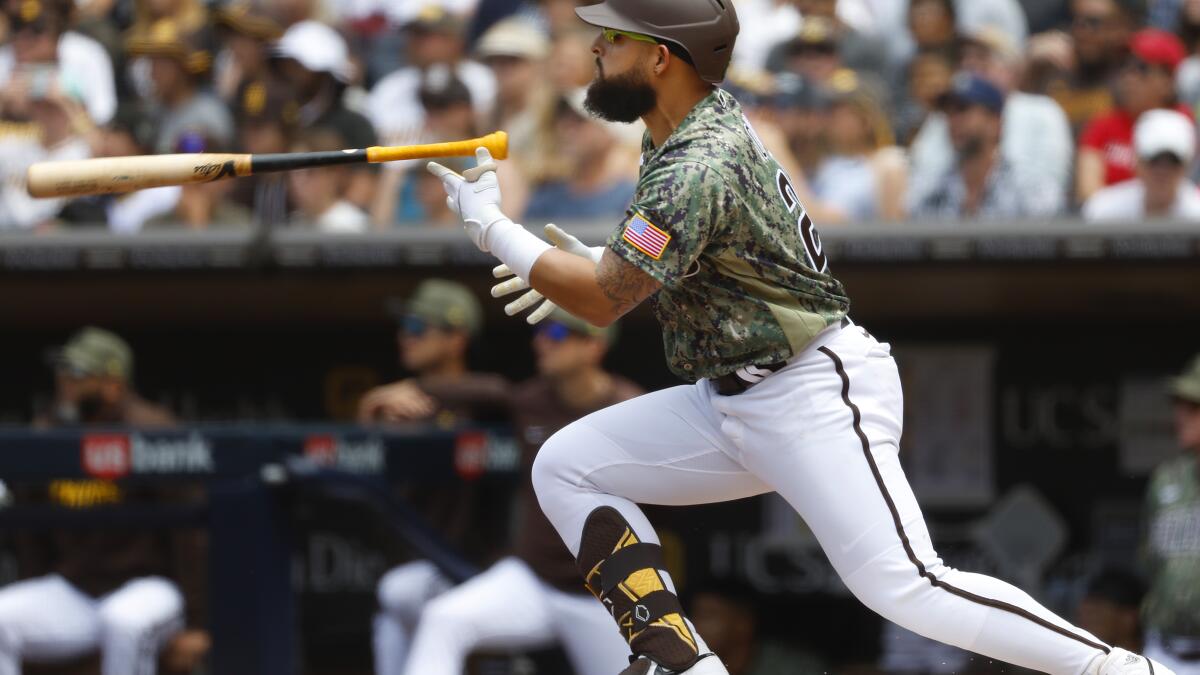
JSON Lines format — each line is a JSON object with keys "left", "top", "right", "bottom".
{"left": 577, "top": 507, "right": 699, "bottom": 671}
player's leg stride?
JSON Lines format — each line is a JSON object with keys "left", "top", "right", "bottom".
{"left": 429, "top": 0, "right": 1178, "bottom": 672}
{"left": 577, "top": 506, "right": 708, "bottom": 673}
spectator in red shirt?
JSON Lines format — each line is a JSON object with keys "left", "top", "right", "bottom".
{"left": 1076, "top": 28, "right": 1190, "bottom": 203}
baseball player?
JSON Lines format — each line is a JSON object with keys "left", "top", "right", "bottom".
{"left": 427, "top": 1, "right": 1174, "bottom": 674}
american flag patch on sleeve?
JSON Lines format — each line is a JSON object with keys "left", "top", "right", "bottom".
{"left": 622, "top": 212, "right": 671, "bottom": 260}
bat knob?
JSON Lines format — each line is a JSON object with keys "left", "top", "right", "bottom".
{"left": 481, "top": 131, "right": 509, "bottom": 161}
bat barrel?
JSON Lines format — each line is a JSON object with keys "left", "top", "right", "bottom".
{"left": 26, "top": 154, "right": 251, "bottom": 198}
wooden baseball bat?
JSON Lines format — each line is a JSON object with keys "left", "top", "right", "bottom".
{"left": 26, "top": 131, "right": 508, "bottom": 198}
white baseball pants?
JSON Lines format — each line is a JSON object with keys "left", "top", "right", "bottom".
{"left": 532, "top": 323, "right": 1113, "bottom": 675}
{"left": 0, "top": 574, "right": 183, "bottom": 675}
{"left": 374, "top": 557, "right": 630, "bottom": 675}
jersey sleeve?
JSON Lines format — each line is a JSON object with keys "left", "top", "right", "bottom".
{"left": 606, "top": 160, "right": 734, "bottom": 285}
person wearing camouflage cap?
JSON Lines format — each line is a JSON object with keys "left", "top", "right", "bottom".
{"left": 364, "top": 279, "right": 513, "bottom": 674}
{"left": 429, "top": 0, "right": 1168, "bottom": 672}
{"left": 381, "top": 308, "right": 641, "bottom": 675}
{"left": 37, "top": 326, "right": 175, "bottom": 427}
{"left": 6, "top": 327, "right": 190, "bottom": 675}
{"left": 1140, "top": 355, "right": 1200, "bottom": 674}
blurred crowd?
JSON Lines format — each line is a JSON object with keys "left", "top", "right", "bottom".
{"left": 3, "top": 279, "right": 1200, "bottom": 673}
{"left": 5, "top": 0, "right": 1200, "bottom": 233}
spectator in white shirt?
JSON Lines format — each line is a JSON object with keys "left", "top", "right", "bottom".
{"left": 1083, "top": 109, "right": 1200, "bottom": 220}
{"left": 0, "top": 0, "right": 116, "bottom": 126}
{"left": 366, "top": 5, "right": 495, "bottom": 148}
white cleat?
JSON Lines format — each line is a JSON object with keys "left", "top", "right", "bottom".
{"left": 1096, "top": 648, "right": 1177, "bottom": 675}
{"left": 619, "top": 654, "right": 729, "bottom": 675}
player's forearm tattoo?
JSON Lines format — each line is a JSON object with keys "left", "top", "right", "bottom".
{"left": 596, "top": 250, "right": 661, "bottom": 317}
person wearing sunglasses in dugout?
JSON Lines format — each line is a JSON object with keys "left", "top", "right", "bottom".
{"left": 362, "top": 279, "right": 514, "bottom": 675}
{"left": 375, "top": 309, "right": 641, "bottom": 675}
{"left": 428, "top": 0, "right": 1182, "bottom": 673}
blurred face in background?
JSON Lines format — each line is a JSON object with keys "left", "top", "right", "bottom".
{"left": 1072, "top": 0, "right": 1129, "bottom": 67}
{"left": 149, "top": 56, "right": 190, "bottom": 104}
{"left": 1173, "top": 399, "right": 1200, "bottom": 452}
{"left": 276, "top": 58, "right": 321, "bottom": 101}
{"left": 910, "top": 52, "right": 953, "bottom": 108}
{"left": 225, "top": 32, "right": 267, "bottom": 76}
{"left": 240, "top": 120, "right": 290, "bottom": 154}
{"left": 406, "top": 27, "right": 462, "bottom": 69}
{"left": 908, "top": 0, "right": 955, "bottom": 49}
{"left": 549, "top": 31, "right": 595, "bottom": 90}
{"left": 946, "top": 101, "right": 1001, "bottom": 158}
{"left": 287, "top": 166, "right": 343, "bottom": 218}
{"left": 422, "top": 100, "right": 476, "bottom": 142}
{"left": 1138, "top": 152, "right": 1188, "bottom": 211}
{"left": 828, "top": 101, "right": 867, "bottom": 154}
{"left": 774, "top": 101, "right": 830, "bottom": 163}
{"left": 11, "top": 22, "right": 59, "bottom": 64}
{"left": 555, "top": 107, "right": 611, "bottom": 169}
{"left": 485, "top": 55, "right": 538, "bottom": 110}
{"left": 415, "top": 171, "right": 457, "bottom": 226}
{"left": 398, "top": 318, "right": 467, "bottom": 373}
{"left": 1116, "top": 58, "right": 1175, "bottom": 115}
{"left": 788, "top": 40, "right": 840, "bottom": 84}
{"left": 533, "top": 323, "right": 604, "bottom": 379}
{"left": 54, "top": 370, "right": 125, "bottom": 423}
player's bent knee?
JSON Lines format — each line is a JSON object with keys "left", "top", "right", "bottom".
{"left": 376, "top": 560, "right": 442, "bottom": 615}
{"left": 531, "top": 421, "right": 597, "bottom": 503}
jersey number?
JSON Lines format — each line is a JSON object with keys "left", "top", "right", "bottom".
{"left": 775, "top": 169, "right": 828, "bottom": 273}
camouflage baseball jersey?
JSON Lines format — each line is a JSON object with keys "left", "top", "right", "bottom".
{"left": 1141, "top": 454, "right": 1200, "bottom": 637}
{"left": 606, "top": 88, "right": 849, "bottom": 381}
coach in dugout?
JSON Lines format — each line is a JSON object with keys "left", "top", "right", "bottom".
{"left": 374, "top": 309, "right": 638, "bottom": 675}
{"left": 0, "top": 327, "right": 208, "bottom": 675}
{"left": 1141, "top": 355, "right": 1200, "bottom": 675}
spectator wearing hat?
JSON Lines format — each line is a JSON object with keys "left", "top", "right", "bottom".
{"left": 0, "top": 65, "right": 92, "bottom": 230}
{"left": 0, "top": 0, "right": 116, "bottom": 126}
{"left": 358, "top": 279, "right": 508, "bottom": 426}
{"left": 809, "top": 72, "right": 907, "bottom": 222}
{"left": 1083, "top": 109, "right": 1200, "bottom": 219}
{"left": 909, "top": 27, "right": 1074, "bottom": 219}
{"left": 212, "top": 0, "right": 283, "bottom": 103}
{"left": 0, "top": 328, "right": 210, "bottom": 675}
{"left": 1025, "top": 0, "right": 1138, "bottom": 134}
{"left": 523, "top": 91, "right": 637, "bottom": 223}
{"left": 287, "top": 126, "right": 369, "bottom": 233}
{"left": 475, "top": 17, "right": 549, "bottom": 164}
{"left": 1077, "top": 28, "right": 1191, "bottom": 202}
{"left": 375, "top": 308, "right": 638, "bottom": 675}
{"left": 361, "top": 281, "right": 511, "bottom": 675}
{"left": 272, "top": 19, "right": 379, "bottom": 209}
{"left": 911, "top": 73, "right": 1064, "bottom": 219}
{"left": 1140, "top": 354, "right": 1200, "bottom": 675}
{"left": 125, "top": 19, "right": 234, "bottom": 156}
{"left": 366, "top": 5, "right": 495, "bottom": 151}
{"left": 35, "top": 327, "right": 174, "bottom": 427}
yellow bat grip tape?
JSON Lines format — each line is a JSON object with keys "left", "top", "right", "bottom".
{"left": 366, "top": 131, "right": 508, "bottom": 163}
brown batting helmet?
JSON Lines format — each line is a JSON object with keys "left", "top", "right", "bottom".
{"left": 575, "top": 0, "right": 740, "bottom": 84}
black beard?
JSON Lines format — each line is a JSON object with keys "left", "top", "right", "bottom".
{"left": 584, "top": 66, "right": 657, "bottom": 123}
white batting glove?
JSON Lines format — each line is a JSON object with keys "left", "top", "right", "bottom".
{"left": 427, "top": 147, "right": 507, "bottom": 252}
{"left": 491, "top": 224, "right": 604, "bottom": 324}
